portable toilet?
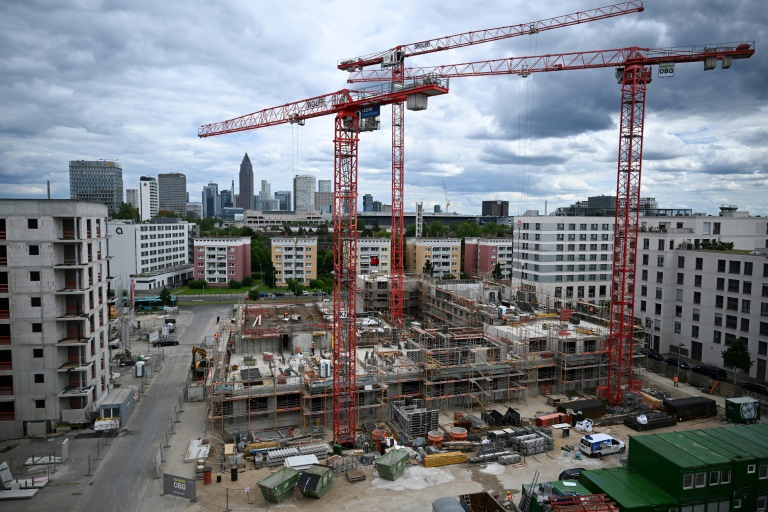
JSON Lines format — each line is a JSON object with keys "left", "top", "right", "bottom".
{"left": 257, "top": 466, "right": 299, "bottom": 503}
{"left": 374, "top": 448, "right": 409, "bottom": 481}
{"left": 297, "top": 464, "right": 334, "bottom": 499}
{"left": 134, "top": 361, "right": 145, "bottom": 378}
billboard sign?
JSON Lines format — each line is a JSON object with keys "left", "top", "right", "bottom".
{"left": 658, "top": 63, "right": 675, "bottom": 78}
{"left": 360, "top": 105, "right": 380, "bottom": 118}
{"left": 163, "top": 473, "right": 195, "bottom": 500}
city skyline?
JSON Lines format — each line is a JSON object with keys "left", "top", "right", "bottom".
{"left": 0, "top": 2, "right": 766, "bottom": 216}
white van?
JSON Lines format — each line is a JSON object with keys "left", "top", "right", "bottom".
{"left": 579, "top": 433, "right": 625, "bottom": 458}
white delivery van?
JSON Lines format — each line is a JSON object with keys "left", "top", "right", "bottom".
{"left": 578, "top": 433, "right": 625, "bottom": 458}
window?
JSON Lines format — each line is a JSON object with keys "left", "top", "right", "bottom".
{"left": 678, "top": 256, "right": 685, "bottom": 268}
{"left": 655, "top": 304, "right": 662, "bottom": 315}
{"left": 676, "top": 305, "right": 682, "bottom": 317}
{"left": 33, "top": 348, "right": 43, "bottom": 358}
{"left": 35, "top": 399, "right": 45, "bottom": 409}
{"left": 763, "top": 303, "right": 768, "bottom": 317}
{"left": 718, "top": 260, "right": 726, "bottom": 272}
{"left": 743, "top": 300, "right": 751, "bottom": 314}
{"left": 642, "top": 254, "right": 649, "bottom": 265}
{"left": 758, "top": 495, "right": 767, "bottom": 512}
{"left": 721, "top": 469, "right": 731, "bottom": 484}
{"left": 657, "top": 288, "right": 664, "bottom": 300}
{"left": 694, "top": 292, "right": 701, "bottom": 305}
{"left": 749, "top": 464, "right": 757, "bottom": 474}
{"left": 715, "top": 313, "right": 723, "bottom": 326}
{"left": 692, "top": 325, "right": 699, "bottom": 338}
{"left": 729, "top": 260, "right": 741, "bottom": 274}
{"left": 32, "top": 323, "right": 42, "bottom": 333}
{"left": 28, "top": 219, "right": 38, "bottom": 229}
{"left": 34, "top": 374, "right": 44, "bottom": 384}
{"left": 682, "top": 474, "right": 694, "bottom": 489}
{"left": 727, "top": 297, "right": 739, "bottom": 311}
{"left": 31, "top": 297, "right": 41, "bottom": 307}
{"left": 760, "top": 464, "right": 768, "bottom": 480}
{"left": 656, "top": 271, "right": 664, "bottom": 283}
{"left": 695, "top": 257, "right": 703, "bottom": 270}
{"left": 715, "top": 295, "right": 724, "bottom": 308}
{"left": 658, "top": 239, "right": 665, "bottom": 251}
{"left": 658, "top": 256, "right": 665, "bottom": 266}
{"left": 643, "top": 239, "right": 650, "bottom": 250}
{"left": 677, "top": 273, "right": 684, "bottom": 285}
{"left": 745, "top": 282, "right": 753, "bottom": 294}
{"left": 641, "top": 285, "right": 647, "bottom": 297}
{"left": 640, "top": 300, "right": 646, "bottom": 312}
{"left": 30, "top": 271, "right": 40, "bottom": 281}
{"left": 741, "top": 319, "right": 750, "bottom": 332}
{"left": 29, "top": 245, "right": 39, "bottom": 255}
{"left": 744, "top": 261, "right": 753, "bottom": 275}
{"left": 693, "top": 308, "right": 700, "bottom": 322}
{"left": 674, "top": 322, "right": 681, "bottom": 334}
{"left": 694, "top": 472, "right": 706, "bottom": 488}
{"left": 714, "top": 331, "right": 721, "bottom": 344}
{"left": 694, "top": 275, "right": 702, "bottom": 287}
{"left": 717, "top": 278, "right": 725, "bottom": 291}
{"left": 729, "top": 279, "right": 740, "bottom": 293}
{"left": 642, "top": 270, "right": 648, "bottom": 281}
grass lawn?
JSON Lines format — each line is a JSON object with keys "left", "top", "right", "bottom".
{"left": 173, "top": 282, "right": 287, "bottom": 296}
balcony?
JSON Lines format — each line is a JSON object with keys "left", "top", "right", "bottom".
{"left": 58, "top": 385, "right": 93, "bottom": 397}
{"left": 58, "top": 360, "right": 92, "bottom": 372}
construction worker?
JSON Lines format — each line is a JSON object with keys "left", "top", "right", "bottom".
{"left": 673, "top": 375, "right": 679, "bottom": 387}
{"left": 216, "top": 316, "right": 220, "bottom": 324}
{"left": 311, "top": 341, "right": 315, "bottom": 355}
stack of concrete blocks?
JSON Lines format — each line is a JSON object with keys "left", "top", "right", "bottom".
{"left": 266, "top": 447, "right": 300, "bottom": 466}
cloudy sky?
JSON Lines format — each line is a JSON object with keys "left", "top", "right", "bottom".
{"left": 1, "top": 0, "right": 766, "bottom": 216}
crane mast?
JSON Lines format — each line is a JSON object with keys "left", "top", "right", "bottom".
{"left": 338, "top": 2, "right": 643, "bottom": 329}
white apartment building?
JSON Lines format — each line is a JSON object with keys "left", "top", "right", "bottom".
{"left": 0, "top": 200, "right": 111, "bottom": 438}
{"left": 139, "top": 176, "right": 159, "bottom": 221}
{"left": 107, "top": 219, "right": 194, "bottom": 291}
{"left": 271, "top": 238, "right": 317, "bottom": 286}
{"left": 358, "top": 238, "right": 390, "bottom": 275}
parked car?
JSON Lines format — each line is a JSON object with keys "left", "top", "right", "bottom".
{"left": 691, "top": 365, "right": 728, "bottom": 381}
{"left": 558, "top": 467, "right": 585, "bottom": 481}
{"left": 152, "top": 338, "right": 179, "bottom": 347}
{"left": 568, "top": 316, "right": 581, "bottom": 325}
{"left": 641, "top": 347, "right": 664, "bottom": 361}
{"left": 665, "top": 357, "right": 690, "bottom": 370}
{"left": 742, "top": 382, "right": 768, "bottom": 396}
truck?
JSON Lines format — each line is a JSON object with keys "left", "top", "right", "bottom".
{"left": 578, "top": 433, "right": 625, "bottom": 458}
{"left": 164, "top": 317, "right": 177, "bottom": 332}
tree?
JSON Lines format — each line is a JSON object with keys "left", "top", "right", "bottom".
{"left": 229, "top": 279, "right": 242, "bottom": 289}
{"left": 159, "top": 287, "right": 172, "bottom": 305}
{"left": 242, "top": 276, "right": 254, "bottom": 287}
{"left": 455, "top": 222, "right": 481, "bottom": 238}
{"left": 112, "top": 202, "right": 139, "bottom": 221}
{"left": 188, "top": 279, "right": 207, "bottom": 289}
{"left": 405, "top": 224, "right": 416, "bottom": 237}
{"left": 376, "top": 230, "right": 390, "bottom": 238}
{"left": 423, "top": 260, "right": 434, "bottom": 277}
{"left": 492, "top": 263, "right": 502, "bottom": 280}
{"left": 722, "top": 337, "right": 754, "bottom": 373}
{"left": 247, "top": 289, "right": 260, "bottom": 301}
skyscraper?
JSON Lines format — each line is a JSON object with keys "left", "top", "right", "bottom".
{"left": 158, "top": 172, "right": 187, "bottom": 217}
{"left": 363, "top": 194, "right": 374, "bottom": 212}
{"left": 293, "top": 174, "right": 316, "bottom": 212}
{"left": 139, "top": 176, "right": 159, "bottom": 221}
{"left": 220, "top": 190, "right": 233, "bottom": 208}
{"left": 274, "top": 191, "right": 292, "bottom": 211}
{"left": 125, "top": 189, "right": 139, "bottom": 210}
{"left": 239, "top": 153, "right": 254, "bottom": 210}
{"left": 481, "top": 200, "right": 509, "bottom": 217}
{"left": 69, "top": 160, "right": 123, "bottom": 214}
{"left": 318, "top": 180, "right": 332, "bottom": 193}
{"left": 202, "top": 182, "right": 220, "bottom": 218}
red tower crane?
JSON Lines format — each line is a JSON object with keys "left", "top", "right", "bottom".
{"left": 198, "top": 78, "right": 450, "bottom": 445}
{"left": 347, "top": 42, "right": 755, "bottom": 404}
{"left": 338, "top": 2, "right": 644, "bottom": 330}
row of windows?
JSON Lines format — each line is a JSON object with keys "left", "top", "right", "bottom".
{"left": 139, "top": 225, "right": 185, "bottom": 231}
{"left": 553, "top": 274, "right": 609, "bottom": 282}
{"left": 521, "top": 223, "right": 611, "bottom": 231}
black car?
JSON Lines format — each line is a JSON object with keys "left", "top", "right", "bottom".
{"left": 641, "top": 347, "right": 664, "bottom": 361}
{"left": 742, "top": 382, "right": 768, "bottom": 396}
{"left": 152, "top": 338, "right": 179, "bottom": 347}
{"left": 665, "top": 357, "right": 690, "bottom": 370}
{"left": 691, "top": 365, "right": 728, "bottom": 381}
{"left": 558, "top": 468, "right": 585, "bottom": 481}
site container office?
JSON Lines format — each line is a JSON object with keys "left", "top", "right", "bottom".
{"left": 628, "top": 434, "right": 712, "bottom": 501}
{"left": 664, "top": 431, "right": 733, "bottom": 504}
{"left": 579, "top": 467, "right": 677, "bottom": 512}
{"left": 723, "top": 425, "right": 768, "bottom": 493}
{"left": 688, "top": 429, "right": 763, "bottom": 497}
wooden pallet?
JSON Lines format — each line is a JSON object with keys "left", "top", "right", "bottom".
{"left": 346, "top": 469, "right": 366, "bottom": 482}
{"left": 423, "top": 451, "right": 468, "bottom": 468}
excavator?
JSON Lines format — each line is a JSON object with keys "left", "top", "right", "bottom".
{"left": 192, "top": 347, "right": 209, "bottom": 380}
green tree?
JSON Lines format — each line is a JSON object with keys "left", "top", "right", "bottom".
{"left": 242, "top": 276, "right": 254, "bottom": 287}
{"left": 159, "top": 287, "right": 172, "bottom": 305}
{"left": 427, "top": 221, "right": 446, "bottom": 237}
{"left": 318, "top": 250, "right": 334, "bottom": 276}
{"left": 722, "top": 337, "right": 754, "bottom": 373}
{"left": 405, "top": 224, "right": 416, "bottom": 237}
{"left": 247, "top": 289, "right": 260, "bottom": 301}
{"left": 423, "top": 260, "right": 434, "bottom": 277}
{"left": 112, "top": 202, "right": 139, "bottom": 221}
{"left": 229, "top": 279, "right": 242, "bottom": 289}
{"left": 316, "top": 223, "right": 329, "bottom": 235}
{"left": 376, "top": 230, "right": 390, "bottom": 238}
{"left": 492, "top": 263, "right": 502, "bottom": 280}
{"left": 455, "top": 222, "right": 482, "bottom": 238}
{"left": 188, "top": 279, "right": 207, "bottom": 290}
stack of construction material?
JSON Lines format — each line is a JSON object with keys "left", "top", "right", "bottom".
{"left": 498, "top": 452, "right": 522, "bottom": 465}
{"left": 423, "top": 451, "right": 468, "bottom": 467}
{"left": 464, "top": 414, "right": 486, "bottom": 429}
{"left": 326, "top": 455, "right": 359, "bottom": 475}
{"left": 624, "top": 412, "right": 677, "bottom": 432}
{"left": 663, "top": 397, "right": 717, "bottom": 421}
{"left": 507, "top": 427, "right": 554, "bottom": 455}
{"left": 298, "top": 444, "right": 330, "bottom": 459}
{"left": 266, "top": 447, "right": 300, "bottom": 466}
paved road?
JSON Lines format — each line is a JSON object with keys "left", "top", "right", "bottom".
{"left": 72, "top": 303, "right": 229, "bottom": 512}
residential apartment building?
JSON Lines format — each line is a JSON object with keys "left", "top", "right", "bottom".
{"left": 69, "top": 160, "right": 123, "bottom": 214}
{"left": 0, "top": 200, "right": 111, "bottom": 438}
{"left": 633, "top": 207, "right": 768, "bottom": 380}
{"left": 138, "top": 176, "right": 159, "bottom": 221}
{"left": 405, "top": 238, "right": 461, "bottom": 278}
{"left": 157, "top": 172, "right": 187, "bottom": 217}
{"left": 125, "top": 189, "right": 139, "bottom": 210}
{"left": 464, "top": 238, "right": 514, "bottom": 278}
{"left": 293, "top": 175, "right": 316, "bottom": 212}
{"left": 239, "top": 153, "right": 254, "bottom": 210}
{"left": 107, "top": 219, "right": 194, "bottom": 291}
{"left": 193, "top": 237, "right": 252, "bottom": 286}
{"left": 358, "top": 238, "right": 390, "bottom": 275}
{"left": 512, "top": 211, "right": 614, "bottom": 309}
{"left": 481, "top": 200, "right": 509, "bottom": 217}
{"left": 271, "top": 238, "right": 317, "bottom": 286}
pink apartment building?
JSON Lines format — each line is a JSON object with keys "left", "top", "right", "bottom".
{"left": 193, "top": 237, "right": 252, "bottom": 285}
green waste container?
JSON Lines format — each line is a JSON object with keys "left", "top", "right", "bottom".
{"left": 374, "top": 448, "right": 409, "bottom": 481}
{"left": 297, "top": 464, "right": 334, "bottom": 499}
{"left": 257, "top": 466, "right": 300, "bottom": 503}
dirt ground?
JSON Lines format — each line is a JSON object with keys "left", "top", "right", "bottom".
{"left": 192, "top": 370, "right": 728, "bottom": 511}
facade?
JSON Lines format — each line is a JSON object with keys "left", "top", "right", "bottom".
{"left": 0, "top": 200, "right": 111, "bottom": 438}
{"left": 125, "top": 189, "right": 139, "bottom": 210}
{"left": 314, "top": 191, "right": 333, "bottom": 214}
{"left": 69, "top": 160, "right": 123, "bottom": 214}
{"left": 363, "top": 194, "right": 374, "bottom": 212}
{"left": 512, "top": 211, "right": 615, "bottom": 310}
{"left": 186, "top": 202, "right": 202, "bottom": 220}
{"left": 358, "top": 238, "right": 390, "bottom": 275}
{"left": 138, "top": 176, "right": 159, "bottom": 221}
{"left": 552, "top": 195, "right": 663, "bottom": 216}
{"left": 634, "top": 209, "right": 768, "bottom": 380}
{"left": 220, "top": 189, "right": 233, "bottom": 209}
{"left": 464, "top": 238, "right": 514, "bottom": 278}
{"left": 238, "top": 153, "right": 254, "bottom": 210}
{"left": 293, "top": 175, "right": 316, "bottom": 212}
{"left": 157, "top": 172, "right": 187, "bottom": 217}
{"left": 318, "top": 180, "right": 331, "bottom": 193}
{"left": 274, "top": 191, "right": 291, "bottom": 211}
{"left": 107, "top": 219, "right": 194, "bottom": 291}
{"left": 202, "top": 182, "right": 220, "bottom": 218}
{"left": 271, "top": 237, "right": 317, "bottom": 286}
{"left": 481, "top": 200, "right": 509, "bottom": 217}
{"left": 239, "top": 210, "right": 328, "bottom": 230}
{"left": 193, "top": 237, "right": 252, "bottom": 286}
{"left": 405, "top": 238, "right": 461, "bottom": 278}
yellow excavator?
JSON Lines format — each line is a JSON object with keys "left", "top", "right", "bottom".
{"left": 192, "top": 347, "right": 209, "bottom": 380}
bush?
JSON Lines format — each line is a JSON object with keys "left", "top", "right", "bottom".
{"left": 247, "top": 289, "right": 260, "bottom": 301}
{"left": 242, "top": 276, "right": 254, "bottom": 287}
{"left": 229, "top": 280, "right": 242, "bottom": 289}
{"left": 188, "top": 279, "right": 207, "bottom": 290}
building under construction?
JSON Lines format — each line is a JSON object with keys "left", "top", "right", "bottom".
{"left": 198, "top": 278, "right": 642, "bottom": 441}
